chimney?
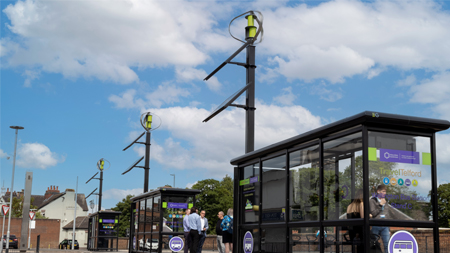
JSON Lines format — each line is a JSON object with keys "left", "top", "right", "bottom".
{"left": 44, "top": 185, "right": 61, "bottom": 199}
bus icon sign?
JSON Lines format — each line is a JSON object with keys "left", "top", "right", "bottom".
{"left": 388, "top": 231, "right": 418, "bottom": 253}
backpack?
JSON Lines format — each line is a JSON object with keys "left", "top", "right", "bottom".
{"left": 370, "top": 234, "right": 382, "bottom": 253}
{"left": 221, "top": 215, "right": 233, "bottom": 234}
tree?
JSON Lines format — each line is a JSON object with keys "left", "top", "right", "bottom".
{"left": 6, "top": 196, "right": 45, "bottom": 218}
{"left": 192, "top": 175, "right": 234, "bottom": 235}
{"left": 111, "top": 194, "right": 134, "bottom": 237}
{"left": 428, "top": 183, "right": 450, "bottom": 227}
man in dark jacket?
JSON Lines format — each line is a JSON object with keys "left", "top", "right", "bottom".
{"left": 216, "top": 211, "right": 225, "bottom": 253}
{"left": 370, "top": 185, "right": 390, "bottom": 253}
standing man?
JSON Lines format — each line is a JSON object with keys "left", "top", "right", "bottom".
{"left": 189, "top": 207, "right": 202, "bottom": 253}
{"left": 370, "top": 185, "right": 391, "bottom": 253}
{"left": 197, "top": 210, "right": 209, "bottom": 253}
{"left": 183, "top": 208, "right": 191, "bottom": 253}
{"left": 216, "top": 211, "right": 225, "bottom": 253}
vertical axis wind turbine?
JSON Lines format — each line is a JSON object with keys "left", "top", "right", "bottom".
{"left": 203, "top": 11, "right": 263, "bottom": 153}
{"left": 86, "top": 158, "right": 110, "bottom": 212}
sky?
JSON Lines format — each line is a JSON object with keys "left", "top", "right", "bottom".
{"left": 1, "top": 0, "right": 450, "bottom": 211}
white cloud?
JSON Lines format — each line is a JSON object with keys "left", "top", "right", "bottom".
{"left": 131, "top": 102, "right": 321, "bottom": 176}
{"left": 408, "top": 71, "right": 450, "bottom": 119}
{"left": 186, "top": 181, "right": 198, "bottom": 189}
{"left": 22, "top": 70, "right": 40, "bottom": 87}
{"left": 310, "top": 83, "right": 343, "bottom": 102}
{"left": 397, "top": 74, "right": 416, "bottom": 87}
{"left": 436, "top": 133, "right": 450, "bottom": 166}
{"left": 273, "top": 86, "right": 297, "bottom": 105}
{"left": 0, "top": 149, "right": 9, "bottom": 159}
{"left": 1, "top": 0, "right": 224, "bottom": 85}
{"left": 176, "top": 67, "right": 222, "bottom": 91}
{"left": 16, "top": 143, "right": 65, "bottom": 169}
{"left": 109, "top": 83, "right": 190, "bottom": 109}
{"left": 103, "top": 188, "right": 143, "bottom": 201}
{"left": 257, "top": 0, "right": 450, "bottom": 82}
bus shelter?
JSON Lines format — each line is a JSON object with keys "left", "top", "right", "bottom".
{"left": 230, "top": 111, "right": 450, "bottom": 253}
{"left": 88, "top": 210, "right": 121, "bottom": 251}
{"left": 129, "top": 188, "right": 201, "bottom": 253}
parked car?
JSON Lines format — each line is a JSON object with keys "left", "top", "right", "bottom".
{"left": 2, "top": 235, "right": 19, "bottom": 249}
{"left": 59, "top": 239, "right": 79, "bottom": 249}
{"left": 139, "top": 238, "right": 159, "bottom": 251}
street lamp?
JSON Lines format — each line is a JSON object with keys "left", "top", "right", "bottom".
{"left": 170, "top": 174, "right": 175, "bottom": 188}
{"left": 6, "top": 126, "right": 24, "bottom": 253}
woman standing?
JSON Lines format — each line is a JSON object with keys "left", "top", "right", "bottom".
{"left": 221, "top": 208, "right": 233, "bottom": 253}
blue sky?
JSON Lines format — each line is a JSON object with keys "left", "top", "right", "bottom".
{"left": 1, "top": 0, "right": 450, "bottom": 210}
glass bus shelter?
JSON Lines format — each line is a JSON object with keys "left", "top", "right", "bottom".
{"left": 129, "top": 188, "right": 201, "bottom": 253}
{"left": 230, "top": 111, "right": 450, "bottom": 253}
{"left": 88, "top": 210, "right": 121, "bottom": 251}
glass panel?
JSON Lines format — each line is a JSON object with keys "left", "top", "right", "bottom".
{"left": 241, "top": 163, "right": 260, "bottom": 223}
{"left": 370, "top": 226, "right": 434, "bottom": 253}
{"left": 137, "top": 234, "right": 144, "bottom": 251}
{"left": 289, "top": 145, "right": 320, "bottom": 221}
{"left": 368, "top": 132, "right": 432, "bottom": 221}
{"left": 153, "top": 196, "right": 161, "bottom": 232}
{"left": 324, "top": 226, "right": 365, "bottom": 253}
{"left": 290, "top": 227, "right": 319, "bottom": 253}
{"left": 241, "top": 228, "right": 259, "bottom": 253}
{"left": 262, "top": 155, "right": 286, "bottom": 223}
{"left": 323, "top": 132, "right": 363, "bottom": 220}
{"left": 146, "top": 198, "right": 153, "bottom": 233}
{"left": 261, "top": 227, "right": 286, "bottom": 253}
{"left": 139, "top": 200, "right": 146, "bottom": 233}
{"left": 162, "top": 196, "right": 191, "bottom": 233}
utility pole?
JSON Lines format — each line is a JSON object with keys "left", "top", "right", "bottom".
{"left": 122, "top": 112, "right": 161, "bottom": 193}
{"left": 6, "top": 126, "right": 24, "bottom": 253}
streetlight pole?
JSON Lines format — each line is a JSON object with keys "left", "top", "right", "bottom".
{"left": 6, "top": 126, "right": 24, "bottom": 253}
{"left": 170, "top": 174, "right": 175, "bottom": 188}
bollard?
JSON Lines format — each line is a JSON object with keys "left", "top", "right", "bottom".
{"left": 36, "top": 235, "right": 40, "bottom": 253}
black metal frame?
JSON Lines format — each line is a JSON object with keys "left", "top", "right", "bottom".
{"left": 231, "top": 111, "right": 450, "bottom": 253}
{"left": 87, "top": 210, "right": 121, "bottom": 251}
{"left": 128, "top": 188, "right": 201, "bottom": 253}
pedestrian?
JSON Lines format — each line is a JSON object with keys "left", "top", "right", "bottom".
{"left": 197, "top": 210, "right": 209, "bottom": 253}
{"left": 189, "top": 207, "right": 202, "bottom": 253}
{"left": 216, "top": 211, "right": 225, "bottom": 253}
{"left": 183, "top": 208, "right": 191, "bottom": 253}
{"left": 370, "top": 185, "right": 391, "bottom": 253}
{"left": 221, "top": 208, "right": 233, "bottom": 253}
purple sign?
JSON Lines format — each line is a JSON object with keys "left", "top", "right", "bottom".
{"left": 169, "top": 236, "right": 184, "bottom": 252}
{"left": 243, "top": 231, "right": 253, "bottom": 253}
{"left": 405, "top": 179, "right": 411, "bottom": 186}
{"left": 380, "top": 149, "right": 420, "bottom": 164}
{"left": 168, "top": 202, "right": 188, "bottom": 209}
{"left": 249, "top": 176, "right": 258, "bottom": 184}
{"left": 102, "top": 219, "right": 115, "bottom": 223}
{"left": 388, "top": 231, "right": 418, "bottom": 253}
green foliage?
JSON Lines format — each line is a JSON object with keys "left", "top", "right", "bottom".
{"left": 6, "top": 196, "right": 45, "bottom": 218}
{"left": 111, "top": 194, "right": 134, "bottom": 237}
{"left": 192, "top": 175, "right": 233, "bottom": 235}
{"left": 429, "top": 183, "right": 450, "bottom": 227}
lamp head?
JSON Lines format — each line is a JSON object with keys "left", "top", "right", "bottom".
{"left": 10, "top": 126, "right": 24, "bottom": 130}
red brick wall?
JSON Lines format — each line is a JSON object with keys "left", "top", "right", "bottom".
{"left": 0, "top": 217, "right": 61, "bottom": 249}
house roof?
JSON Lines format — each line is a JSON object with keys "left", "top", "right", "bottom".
{"left": 2, "top": 192, "right": 89, "bottom": 212}
{"left": 63, "top": 216, "right": 89, "bottom": 229}
{"left": 37, "top": 193, "right": 89, "bottom": 211}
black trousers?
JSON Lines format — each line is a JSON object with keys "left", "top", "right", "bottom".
{"left": 189, "top": 230, "right": 200, "bottom": 253}
{"left": 184, "top": 231, "right": 191, "bottom": 253}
